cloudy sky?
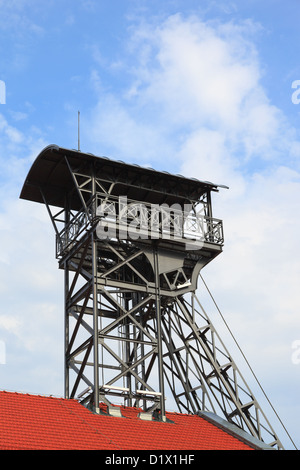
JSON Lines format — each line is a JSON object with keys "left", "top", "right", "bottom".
{"left": 1, "top": 0, "right": 300, "bottom": 449}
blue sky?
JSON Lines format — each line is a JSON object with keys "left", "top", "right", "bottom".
{"left": 1, "top": 0, "right": 300, "bottom": 450}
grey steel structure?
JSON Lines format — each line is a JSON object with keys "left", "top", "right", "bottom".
{"left": 20, "top": 144, "right": 283, "bottom": 448}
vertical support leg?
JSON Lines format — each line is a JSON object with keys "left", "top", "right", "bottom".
{"left": 64, "top": 261, "right": 69, "bottom": 399}
{"left": 92, "top": 233, "right": 100, "bottom": 413}
{"left": 153, "top": 246, "right": 166, "bottom": 420}
{"left": 64, "top": 197, "right": 70, "bottom": 400}
{"left": 92, "top": 167, "right": 100, "bottom": 413}
{"left": 124, "top": 296, "right": 132, "bottom": 407}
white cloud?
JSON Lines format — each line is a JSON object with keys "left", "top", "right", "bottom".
{"left": 0, "top": 107, "right": 61, "bottom": 393}
{"left": 84, "top": 93, "right": 174, "bottom": 163}
{"left": 0, "top": 0, "right": 45, "bottom": 36}
{"left": 0, "top": 315, "right": 21, "bottom": 333}
{"left": 85, "top": 13, "right": 299, "bottom": 174}
{"left": 0, "top": 196, "right": 63, "bottom": 393}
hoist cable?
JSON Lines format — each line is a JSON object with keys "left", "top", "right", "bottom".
{"left": 200, "top": 273, "right": 298, "bottom": 450}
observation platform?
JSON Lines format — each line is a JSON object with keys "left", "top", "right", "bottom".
{"left": 20, "top": 145, "right": 227, "bottom": 259}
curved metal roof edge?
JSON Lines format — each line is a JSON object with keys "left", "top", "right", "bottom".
{"left": 20, "top": 144, "right": 229, "bottom": 194}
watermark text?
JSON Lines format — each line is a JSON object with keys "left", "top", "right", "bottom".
{"left": 0, "top": 340, "right": 6, "bottom": 364}
{"left": 291, "top": 80, "right": 300, "bottom": 104}
{"left": 0, "top": 80, "right": 6, "bottom": 104}
{"left": 291, "top": 340, "right": 300, "bottom": 365}
{"left": 95, "top": 196, "right": 218, "bottom": 250}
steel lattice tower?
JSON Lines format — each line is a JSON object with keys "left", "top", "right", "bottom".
{"left": 20, "top": 144, "right": 283, "bottom": 449}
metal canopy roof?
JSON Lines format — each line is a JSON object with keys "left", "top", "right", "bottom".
{"left": 20, "top": 144, "right": 228, "bottom": 209}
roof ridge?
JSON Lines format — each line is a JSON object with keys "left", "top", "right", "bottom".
{"left": 0, "top": 390, "right": 178, "bottom": 416}
{"left": 0, "top": 389, "right": 64, "bottom": 399}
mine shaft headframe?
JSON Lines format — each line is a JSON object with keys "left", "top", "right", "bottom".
{"left": 20, "top": 145, "right": 284, "bottom": 449}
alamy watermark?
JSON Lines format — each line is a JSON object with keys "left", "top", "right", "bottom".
{"left": 291, "top": 340, "right": 300, "bottom": 365}
{"left": 0, "top": 80, "right": 6, "bottom": 104}
{"left": 0, "top": 340, "right": 6, "bottom": 364}
{"left": 292, "top": 80, "right": 300, "bottom": 104}
{"left": 95, "top": 196, "right": 215, "bottom": 250}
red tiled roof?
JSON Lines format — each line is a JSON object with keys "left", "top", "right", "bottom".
{"left": 0, "top": 391, "right": 254, "bottom": 450}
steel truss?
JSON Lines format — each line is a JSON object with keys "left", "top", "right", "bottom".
{"left": 24, "top": 147, "right": 283, "bottom": 449}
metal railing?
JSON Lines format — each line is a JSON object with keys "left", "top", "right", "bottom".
{"left": 56, "top": 194, "right": 224, "bottom": 257}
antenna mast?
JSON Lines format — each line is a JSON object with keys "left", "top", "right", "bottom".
{"left": 78, "top": 111, "right": 80, "bottom": 151}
